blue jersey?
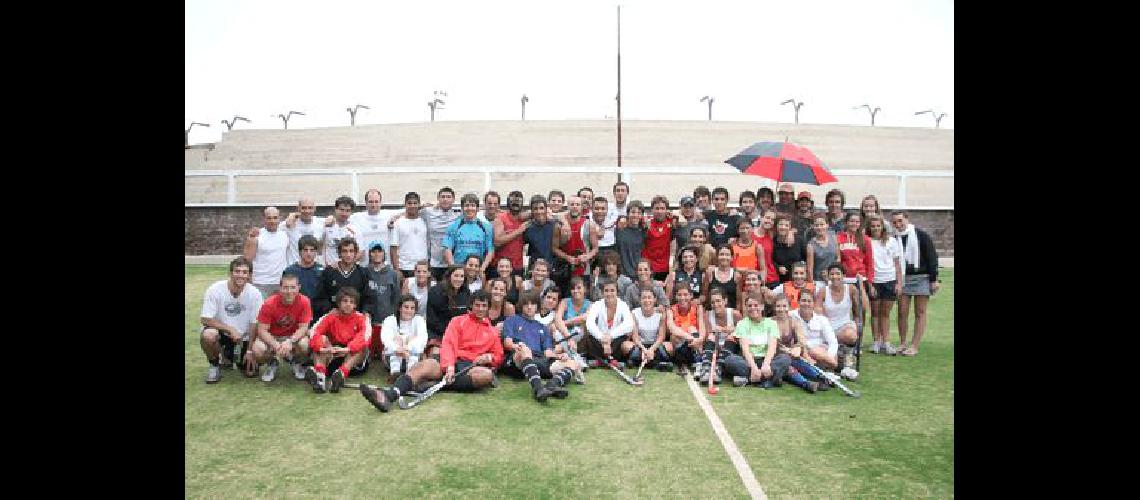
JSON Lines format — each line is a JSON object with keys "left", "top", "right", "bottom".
{"left": 501, "top": 314, "right": 553, "bottom": 356}
{"left": 442, "top": 217, "right": 493, "bottom": 265}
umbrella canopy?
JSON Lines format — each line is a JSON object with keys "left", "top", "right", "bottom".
{"left": 725, "top": 141, "right": 837, "bottom": 185}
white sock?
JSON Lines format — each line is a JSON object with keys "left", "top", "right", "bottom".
{"left": 389, "top": 356, "right": 403, "bottom": 374}
{"left": 407, "top": 355, "right": 420, "bottom": 370}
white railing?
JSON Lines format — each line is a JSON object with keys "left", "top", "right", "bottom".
{"left": 185, "top": 166, "right": 953, "bottom": 210}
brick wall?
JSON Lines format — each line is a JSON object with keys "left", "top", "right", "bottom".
{"left": 185, "top": 206, "right": 954, "bottom": 256}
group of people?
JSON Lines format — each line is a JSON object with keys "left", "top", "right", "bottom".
{"left": 198, "top": 180, "right": 941, "bottom": 410}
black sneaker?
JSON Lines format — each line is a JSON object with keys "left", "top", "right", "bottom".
{"left": 655, "top": 361, "right": 674, "bottom": 372}
{"left": 804, "top": 380, "right": 819, "bottom": 394}
{"left": 359, "top": 384, "right": 392, "bottom": 412}
{"left": 533, "top": 385, "right": 553, "bottom": 403}
{"left": 546, "top": 381, "right": 569, "bottom": 399}
{"left": 760, "top": 379, "right": 774, "bottom": 389}
{"left": 329, "top": 369, "right": 345, "bottom": 393}
{"left": 305, "top": 367, "right": 327, "bottom": 394}
{"left": 817, "top": 378, "right": 831, "bottom": 391}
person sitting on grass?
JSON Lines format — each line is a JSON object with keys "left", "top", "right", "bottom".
{"left": 305, "top": 287, "right": 369, "bottom": 394}
{"left": 359, "top": 290, "right": 503, "bottom": 413}
{"left": 250, "top": 273, "right": 312, "bottom": 383}
{"left": 770, "top": 294, "right": 828, "bottom": 393}
{"left": 818, "top": 263, "right": 865, "bottom": 380}
{"left": 500, "top": 292, "right": 580, "bottom": 402}
{"left": 425, "top": 265, "right": 471, "bottom": 359}
{"left": 666, "top": 285, "right": 708, "bottom": 377}
{"left": 628, "top": 288, "right": 673, "bottom": 372}
{"left": 731, "top": 292, "right": 786, "bottom": 389}
{"left": 788, "top": 290, "right": 839, "bottom": 373}
{"left": 766, "top": 261, "right": 818, "bottom": 310}
{"left": 541, "top": 285, "right": 586, "bottom": 383}
{"left": 199, "top": 257, "right": 264, "bottom": 384}
{"left": 553, "top": 276, "right": 592, "bottom": 351}
{"left": 581, "top": 278, "right": 636, "bottom": 368}
{"left": 705, "top": 287, "right": 743, "bottom": 357}
{"left": 380, "top": 294, "right": 428, "bottom": 384}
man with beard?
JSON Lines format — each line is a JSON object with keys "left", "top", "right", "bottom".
{"left": 552, "top": 196, "right": 598, "bottom": 296}
{"left": 523, "top": 195, "right": 560, "bottom": 276}
{"left": 491, "top": 190, "right": 530, "bottom": 279}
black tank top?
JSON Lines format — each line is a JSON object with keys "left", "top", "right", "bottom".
{"left": 707, "top": 267, "right": 736, "bottom": 309}
{"left": 674, "top": 268, "right": 704, "bottom": 298}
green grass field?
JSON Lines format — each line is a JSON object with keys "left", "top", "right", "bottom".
{"left": 186, "top": 265, "right": 954, "bottom": 498}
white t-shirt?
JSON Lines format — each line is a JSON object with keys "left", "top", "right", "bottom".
{"left": 286, "top": 217, "right": 322, "bottom": 265}
{"left": 251, "top": 227, "right": 289, "bottom": 285}
{"left": 200, "top": 280, "right": 264, "bottom": 341}
{"left": 322, "top": 221, "right": 357, "bottom": 267}
{"left": 790, "top": 309, "right": 838, "bottom": 357}
{"left": 870, "top": 237, "right": 903, "bottom": 283}
{"left": 350, "top": 210, "right": 399, "bottom": 267}
{"left": 598, "top": 208, "right": 620, "bottom": 247}
{"left": 392, "top": 216, "right": 429, "bottom": 271}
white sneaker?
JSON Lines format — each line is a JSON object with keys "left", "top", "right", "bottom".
{"left": 870, "top": 341, "right": 882, "bottom": 354}
{"left": 882, "top": 343, "right": 897, "bottom": 356}
{"left": 292, "top": 361, "right": 306, "bottom": 380}
{"left": 840, "top": 367, "right": 859, "bottom": 381}
{"left": 260, "top": 360, "right": 278, "bottom": 382}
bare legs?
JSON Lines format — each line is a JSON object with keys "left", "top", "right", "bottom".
{"left": 897, "top": 294, "right": 930, "bottom": 355}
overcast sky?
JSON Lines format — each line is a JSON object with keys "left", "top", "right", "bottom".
{"left": 186, "top": 0, "right": 953, "bottom": 144}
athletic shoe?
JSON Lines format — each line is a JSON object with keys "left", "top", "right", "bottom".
{"left": 292, "top": 361, "right": 306, "bottom": 380}
{"left": 804, "top": 380, "right": 819, "bottom": 393}
{"left": 546, "top": 380, "right": 569, "bottom": 399}
{"left": 732, "top": 376, "right": 749, "bottom": 387}
{"left": 817, "top": 378, "right": 831, "bottom": 391}
{"left": 870, "top": 341, "right": 881, "bottom": 354}
{"left": 359, "top": 384, "right": 391, "bottom": 412}
{"left": 655, "top": 361, "right": 674, "bottom": 372}
{"left": 329, "top": 369, "right": 345, "bottom": 393}
{"left": 573, "top": 370, "right": 586, "bottom": 384}
{"left": 694, "top": 363, "right": 708, "bottom": 382}
{"left": 840, "top": 367, "right": 859, "bottom": 380}
{"left": 260, "top": 360, "right": 278, "bottom": 382}
{"left": 533, "top": 385, "right": 553, "bottom": 403}
{"left": 206, "top": 364, "right": 222, "bottom": 384}
{"left": 305, "top": 367, "right": 327, "bottom": 394}
{"left": 882, "top": 343, "right": 898, "bottom": 356}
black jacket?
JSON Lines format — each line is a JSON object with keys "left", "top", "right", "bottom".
{"left": 314, "top": 263, "right": 372, "bottom": 320}
{"left": 898, "top": 228, "right": 939, "bottom": 282}
{"left": 425, "top": 283, "right": 471, "bottom": 339}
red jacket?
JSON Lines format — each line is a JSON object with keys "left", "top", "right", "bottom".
{"left": 836, "top": 232, "right": 875, "bottom": 282}
{"left": 439, "top": 313, "right": 504, "bottom": 371}
{"left": 309, "top": 311, "right": 369, "bottom": 354}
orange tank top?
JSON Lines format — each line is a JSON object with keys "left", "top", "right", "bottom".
{"left": 782, "top": 281, "right": 816, "bottom": 309}
{"left": 671, "top": 304, "right": 699, "bottom": 331}
{"left": 731, "top": 240, "right": 759, "bottom": 270}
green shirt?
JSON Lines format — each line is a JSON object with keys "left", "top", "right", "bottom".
{"left": 735, "top": 317, "right": 777, "bottom": 358}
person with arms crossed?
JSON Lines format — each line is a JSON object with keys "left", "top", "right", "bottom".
{"left": 199, "top": 257, "right": 264, "bottom": 383}
{"left": 250, "top": 273, "right": 312, "bottom": 382}
{"left": 243, "top": 206, "right": 290, "bottom": 298}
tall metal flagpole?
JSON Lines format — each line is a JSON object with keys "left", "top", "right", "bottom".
{"left": 616, "top": 5, "right": 623, "bottom": 183}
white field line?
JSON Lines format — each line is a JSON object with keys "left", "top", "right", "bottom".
{"left": 685, "top": 376, "right": 767, "bottom": 500}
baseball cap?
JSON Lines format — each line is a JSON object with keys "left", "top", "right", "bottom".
{"left": 797, "top": 191, "right": 813, "bottom": 201}
{"left": 369, "top": 242, "right": 385, "bottom": 252}
{"left": 679, "top": 196, "right": 695, "bottom": 206}
{"left": 778, "top": 183, "right": 795, "bottom": 193}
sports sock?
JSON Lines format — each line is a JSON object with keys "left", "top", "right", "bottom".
{"left": 393, "top": 374, "right": 415, "bottom": 397}
{"left": 389, "top": 356, "right": 403, "bottom": 374}
{"left": 521, "top": 359, "right": 544, "bottom": 391}
{"left": 314, "top": 364, "right": 327, "bottom": 375}
{"left": 552, "top": 368, "right": 573, "bottom": 387}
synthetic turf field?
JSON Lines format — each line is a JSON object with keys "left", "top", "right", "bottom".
{"left": 185, "top": 265, "right": 954, "bottom": 498}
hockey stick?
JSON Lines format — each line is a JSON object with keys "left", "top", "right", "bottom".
{"left": 631, "top": 344, "right": 652, "bottom": 382}
{"left": 397, "top": 364, "right": 477, "bottom": 410}
{"left": 605, "top": 356, "right": 644, "bottom": 386}
{"left": 854, "top": 275, "right": 866, "bottom": 372}
{"left": 797, "top": 359, "right": 861, "bottom": 398}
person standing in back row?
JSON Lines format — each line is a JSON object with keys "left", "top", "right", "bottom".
{"left": 244, "top": 206, "right": 290, "bottom": 299}
{"left": 491, "top": 190, "right": 529, "bottom": 279}
{"left": 321, "top": 196, "right": 358, "bottom": 267}
{"left": 891, "top": 210, "right": 940, "bottom": 357}
{"left": 390, "top": 191, "right": 429, "bottom": 279}
{"left": 703, "top": 187, "right": 740, "bottom": 249}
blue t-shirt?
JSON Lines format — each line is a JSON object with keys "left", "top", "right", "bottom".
{"left": 442, "top": 217, "right": 493, "bottom": 265}
{"left": 501, "top": 314, "right": 553, "bottom": 356}
{"left": 283, "top": 262, "right": 322, "bottom": 301}
{"left": 524, "top": 219, "right": 556, "bottom": 266}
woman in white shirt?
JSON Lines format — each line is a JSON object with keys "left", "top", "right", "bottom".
{"left": 582, "top": 278, "right": 635, "bottom": 367}
{"left": 866, "top": 214, "right": 903, "bottom": 355}
{"left": 401, "top": 260, "right": 435, "bottom": 318}
{"left": 630, "top": 288, "right": 672, "bottom": 371}
{"left": 379, "top": 295, "right": 428, "bottom": 383}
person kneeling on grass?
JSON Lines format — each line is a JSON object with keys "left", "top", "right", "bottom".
{"left": 770, "top": 294, "right": 829, "bottom": 393}
{"left": 379, "top": 294, "right": 428, "bottom": 384}
{"left": 581, "top": 278, "right": 635, "bottom": 369}
{"left": 731, "top": 293, "right": 785, "bottom": 389}
{"left": 250, "top": 273, "right": 313, "bottom": 382}
{"left": 501, "top": 292, "right": 580, "bottom": 402}
{"left": 305, "top": 287, "right": 369, "bottom": 394}
{"left": 359, "top": 290, "right": 503, "bottom": 412}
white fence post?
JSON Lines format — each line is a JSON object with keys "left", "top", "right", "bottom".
{"left": 351, "top": 170, "right": 360, "bottom": 204}
{"left": 897, "top": 174, "right": 908, "bottom": 209}
{"left": 483, "top": 167, "right": 492, "bottom": 194}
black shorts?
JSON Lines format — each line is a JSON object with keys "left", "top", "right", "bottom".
{"left": 442, "top": 360, "right": 480, "bottom": 392}
{"left": 873, "top": 281, "right": 898, "bottom": 301}
{"left": 325, "top": 343, "right": 369, "bottom": 376}
{"left": 208, "top": 328, "right": 248, "bottom": 362}
{"left": 501, "top": 354, "right": 553, "bottom": 378}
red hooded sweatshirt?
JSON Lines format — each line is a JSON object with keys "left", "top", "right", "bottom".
{"left": 309, "top": 310, "right": 369, "bottom": 354}
{"left": 439, "top": 312, "right": 504, "bottom": 372}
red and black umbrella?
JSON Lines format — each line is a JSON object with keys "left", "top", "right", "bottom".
{"left": 724, "top": 141, "right": 837, "bottom": 185}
